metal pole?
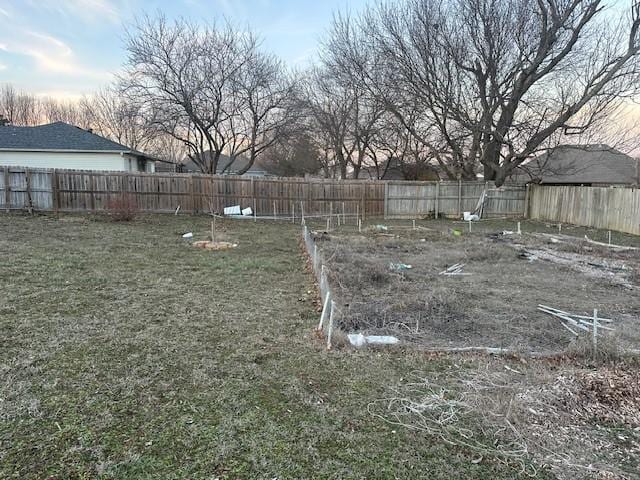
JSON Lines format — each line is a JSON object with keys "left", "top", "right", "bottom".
{"left": 593, "top": 308, "right": 598, "bottom": 355}
{"left": 327, "top": 301, "right": 336, "bottom": 350}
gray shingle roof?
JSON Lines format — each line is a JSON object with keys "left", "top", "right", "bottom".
{"left": 179, "top": 151, "right": 271, "bottom": 175}
{"left": 514, "top": 144, "right": 640, "bottom": 185}
{"left": 0, "top": 121, "right": 142, "bottom": 154}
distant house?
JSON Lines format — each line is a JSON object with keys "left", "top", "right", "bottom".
{"left": 511, "top": 144, "right": 640, "bottom": 186}
{"left": 157, "top": 152, "right": 272, "bottom": 176}
{"left": 0, "top": 122, "right": 156, "bottom": 172}
{"left": 361, "top": 157, "right": 440, "bottom": 181}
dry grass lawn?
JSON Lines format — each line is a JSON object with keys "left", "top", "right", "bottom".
{"left": 1, "top": 214, "right": 637, "bottom": 479}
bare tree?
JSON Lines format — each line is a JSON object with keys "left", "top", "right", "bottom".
{"left": 302, "top": 68, "right": 356, "bottom": 178}
{"left": 324, "top": 0, "right": 640, "bottom": 186}
{"left": 80, "top": 87, "right": 157, "bottom": 151}
{"left": 121, "top": 15, "right": 295, "bottom": 175}
{"left": 0, "top": 84, "right": 41, "bottom": 126}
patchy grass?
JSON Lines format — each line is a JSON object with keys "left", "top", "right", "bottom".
{"left": 0, "top": 213, "right": 551, "bottom": 479}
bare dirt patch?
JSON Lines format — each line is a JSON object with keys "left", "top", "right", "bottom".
{"left": 315, "top": 222, "right": 640, "bottom": 354}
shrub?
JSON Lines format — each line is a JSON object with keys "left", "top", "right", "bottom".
{"left": 105, "top": 193, "right": 138, "bottom": 221}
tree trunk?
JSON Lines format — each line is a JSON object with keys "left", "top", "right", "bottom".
{"left": 483, "top": 163, "right": 497, "bottom": 182}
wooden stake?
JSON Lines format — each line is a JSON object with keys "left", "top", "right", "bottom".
{"left": 358, "top": 218, "right": 362, "bottom": 233}
{"left": 517, "top": 221, "right": 521, "bottom": 235}
{"left": 558, "top": 223, "right": 562, "bottom": 233}
{"left": 342, "top": 202, "right": 345, "bottom": 224}
{"left": 300, "top": 200, "right": 304, "bottom": 225}
{"left": 326, "top": 217, "right": 330, "bottom": 231}
{"left": 468, "top": 219, "right": 472, "bottom": 232}
{"left": 211, "top": 217, "right": 216, "bottom": 243}
{"left": 608, "top": 231, "right": 612, "bottom": 245}
{"left": 291, "top": 202, "right": 295, "bottom": 223}
{"left": 412, "top": 219, "right": 416, "bottom": 230}
{"left": 273, "top": 201, "right": 277, "bottom": 219}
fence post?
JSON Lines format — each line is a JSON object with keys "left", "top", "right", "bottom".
{"left": 592, "top": 308, "right": 598, "bottom": 356}
{"left": 89, "top": 173, "right": 96, "bottom": 211}
{"left": 189, "top": 175, "right": 196, "bottom": 214}
{"left": 52, "top": 169, "right": 59, "bottom": 215}
{"left": 4, "top": 166, "right": 10, "bottom": 212}
{"left": 25, "top": 169, "right": 34, "bottom": 214}
{"left": 435, "top": 181, "right": 440, "bottom": 219}
{"left": 327, "top": 300, "right": 336, "bottom": 350}
{"left": 251, "top": 176, "right": 256, "bottom": 217}
{"left": 457, "top": 178, "right": 462, "bottom": 218}
{"left": 384, "top": 182, "right": 389, "bottom": 219}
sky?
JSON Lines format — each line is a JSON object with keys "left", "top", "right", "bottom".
{"left": 0, "top": 0, "right": 368, "bottom": 99}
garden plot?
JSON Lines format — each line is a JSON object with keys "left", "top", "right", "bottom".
{"left": 315, "top": 224, "right": 640, "bottom": 354}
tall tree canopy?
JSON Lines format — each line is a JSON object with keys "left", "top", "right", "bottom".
{"left": 323, "top": 0, "right": 640, "bottom": 185}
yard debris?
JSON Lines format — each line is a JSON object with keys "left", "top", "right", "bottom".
{"left": 584, "top": 235, "right": 639, "bottom": 251}
{"left": 193, "top": 240, "right": 237, "bottom": 251}
{"left": 389, "top": 262, "right": 412, "bottom": 271}
{"left": 463, "top": 212, "right": 479, "bottom": 221}
{"left": 373, "top": 224, "right": 389, "bottom": 232}
{"left": 512, "top": 244, "right": 636, "bottom": 289}
{"left": 241, "top": 207, "right": 253, "bottom": 216}
{"left": 223, "top": 205, "right": 241, "bottom": 215}
{"left": 537, "top": 305, "right": 615, "bottom": 339}
{"left": 439, "top": 263, "right": 471, "bottom": 276}
{"left": 182, "top": 232, "right": 193, "bottom": 239}
{"left": 347, "top": 333, "right": 400, "bottom": 347}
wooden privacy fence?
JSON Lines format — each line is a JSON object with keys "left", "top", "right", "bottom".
{"left": 384, "top": 181, "right": 527, "bottom": 218}
{"left": 529, "top": 185, "right": 640, "bottom": 235}
{"left": 0, "top": 166, "right": 526, "bottom": 219}
{"left": 0, "top": 167, "right": 386, "bottom": 217}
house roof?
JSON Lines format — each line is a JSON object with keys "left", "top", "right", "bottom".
{"left": 514, "top": 144, "right": 639, "bottom": 185}
{"left": 179, "top": 151, "right": 271, "bottom": 175}
{"left": 0, "top": 121, "right": 152, "bottom": 158}
{"left": 361, "top": 159, "right": 406, "bottom": 180}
